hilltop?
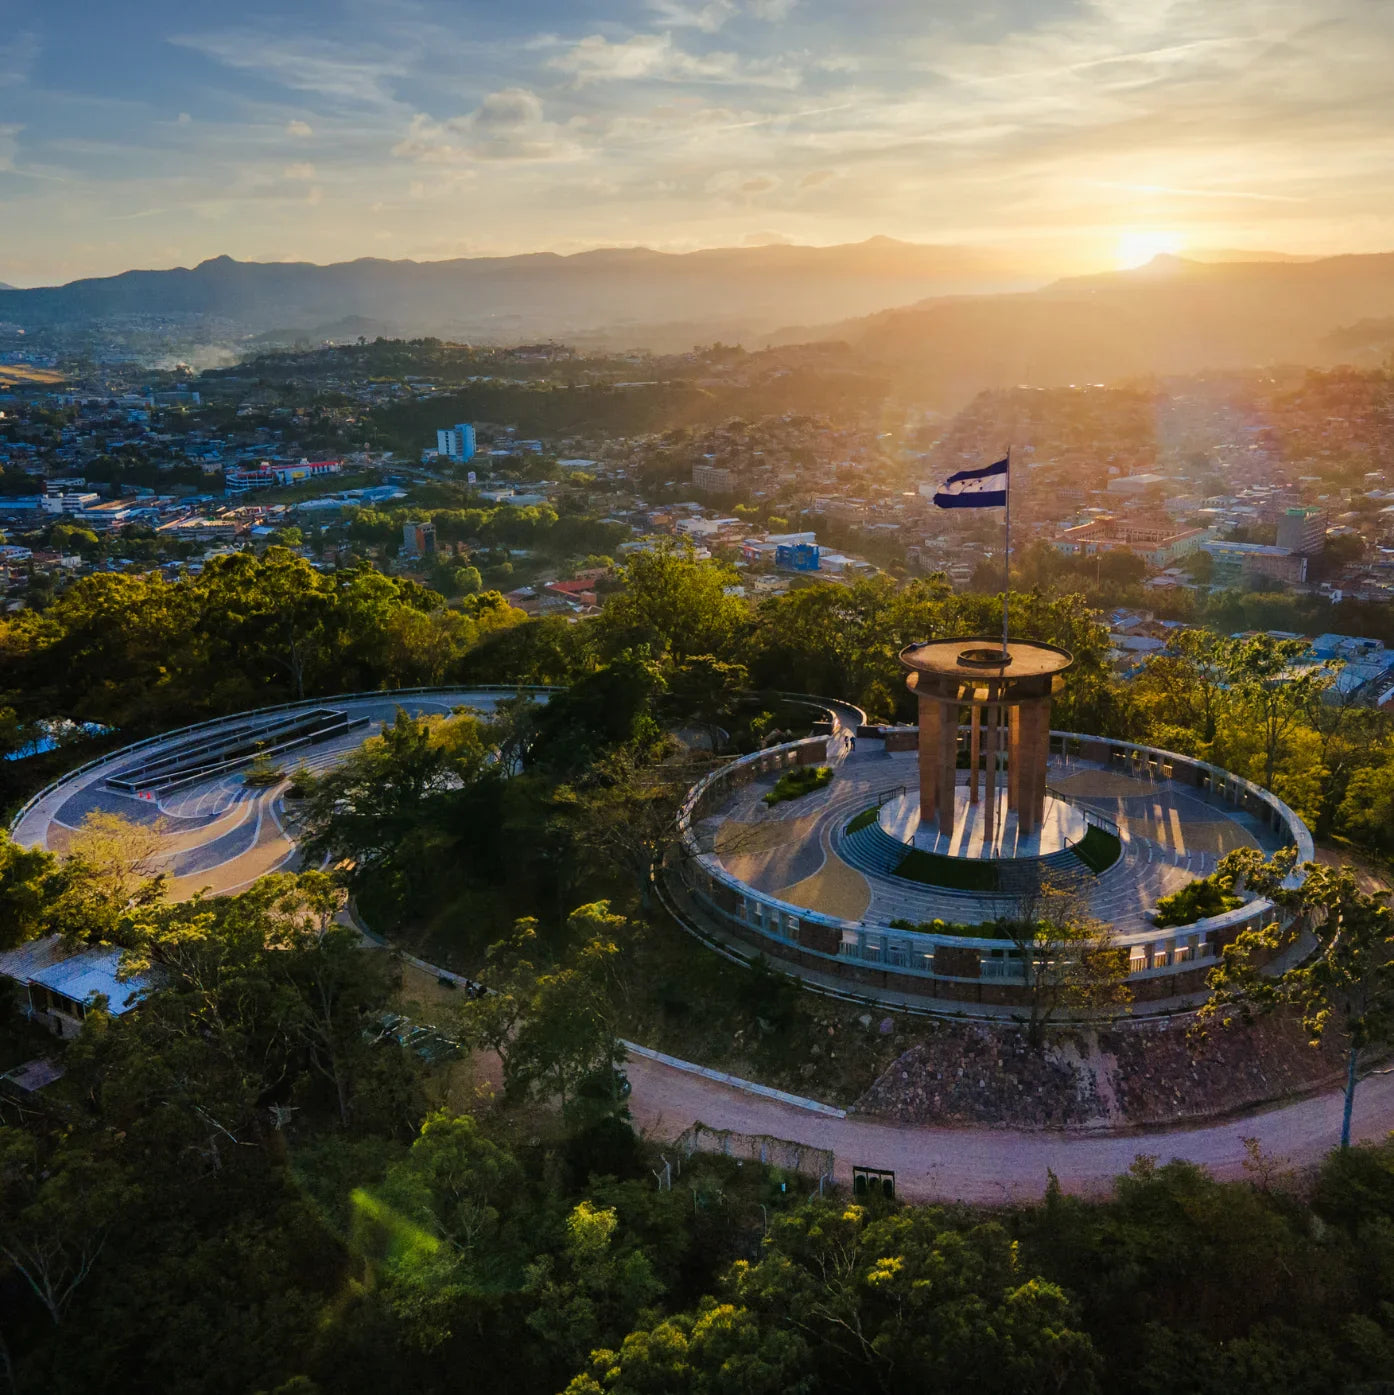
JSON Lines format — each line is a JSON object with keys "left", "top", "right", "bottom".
{"left": 0, "top": 239, "right": 1039, "bottom": 354}
{"left": 767, "top": 251, "right": 1394, "bottom": 403}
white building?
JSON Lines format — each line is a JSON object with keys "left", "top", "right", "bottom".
{"left": 437, "top": 423, "right": 477, "bottom": 462}
{"left": 0, "top": 936, "right": 156, "bottom": 1041}
{"left": 40, "top": 490, "right": 100, "bottom": 515}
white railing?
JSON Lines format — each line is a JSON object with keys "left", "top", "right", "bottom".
{"left": 668, "top": 726, "right": 1315, "bottom": 988}
{"left": 8, "top": 684, "right": 559, "bottom": 834}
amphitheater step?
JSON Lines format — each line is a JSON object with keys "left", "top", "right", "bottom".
{"left": 837, "top": 815, "right": 1098, "bottom": 901}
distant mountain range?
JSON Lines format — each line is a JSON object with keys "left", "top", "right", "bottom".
{"left": 5, "top": 243, "right": 1391, "bottom": 401}
{"left": 767, "top": 251, "right": 1394, "bottom": 401}
{"left": 0, "top": 239, "right": 1043, "bottom": 353}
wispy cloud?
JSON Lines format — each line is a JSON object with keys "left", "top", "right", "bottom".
{"left": 168, "top": 28, "right": 414, "bottom": 108}
{"left": 550, "top": 32, "right": 798, "bottom": 87}
{"left": 394, "top": 90, "right": 578, "bottom": 164}
{"left": 6, "top": 0, "right": 1394, "bottom": 281}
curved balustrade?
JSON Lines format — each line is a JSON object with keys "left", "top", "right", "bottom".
{"left": 670, "top": 723, "right": 1314, "bottom": 1011}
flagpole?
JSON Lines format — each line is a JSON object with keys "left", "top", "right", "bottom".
{"left": 1001, "top": 446, "right": 1010, "bottom": 660}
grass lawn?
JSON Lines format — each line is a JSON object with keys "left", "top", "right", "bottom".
{"left": 845, "top": 806, "right": 879, "bottom": 834}
{"left": 894, "top": 848, "right": 1001, "bottom": 892}
{"left": 1073, "top": 825, "right": 1123, "bottom": 874}
{"left": 763, "top": 765, "right": 833, "bottom": 807}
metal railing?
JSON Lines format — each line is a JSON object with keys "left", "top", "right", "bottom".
{"left": 1044, "top": 784, "right": 1122, "bottom": 842}
{"left": 8, "top": 684, "right": 559, "bottom": 835}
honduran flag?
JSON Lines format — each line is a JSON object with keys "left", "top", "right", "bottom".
{"left": 932, "top": 456, "right": 1008, "bottom": 509}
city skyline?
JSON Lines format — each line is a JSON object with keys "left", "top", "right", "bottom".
{"left": 4, "top": 0, "right": 1394, "bottom": 286}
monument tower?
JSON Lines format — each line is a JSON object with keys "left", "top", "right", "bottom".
{"left": 899, "top": 638, "right": 1074, "bottom": 856}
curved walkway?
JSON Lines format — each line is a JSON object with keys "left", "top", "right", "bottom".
{"left": 703, "top": 742, "right": 1286, "bottom": 938}
{"left": 623, "top": 1050, "right": 1394, "bottom": 1203}
{"left": 13, "top": 688, "right": 534, "bottom": 898}
{"left": 17, "top": 689, "right": 1388, "bottom": 1202}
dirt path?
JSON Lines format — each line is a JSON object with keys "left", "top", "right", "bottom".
{"left": 1315, "top": 841, "right": 1391, "bottom": 894}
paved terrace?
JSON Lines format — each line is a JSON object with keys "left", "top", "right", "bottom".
{"left": 13, "top": 690, "right": 536, "bottom": 899}
{"left": 699, "top": 738, "right": 1289, "bottom": 938}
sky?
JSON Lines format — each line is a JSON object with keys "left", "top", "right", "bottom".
{"left": 3, "top": 0, "right": 1394, "bottom": 286}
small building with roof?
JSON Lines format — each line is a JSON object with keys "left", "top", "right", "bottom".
{"left": 0, "top": 936, "right": 155, "bottom": 1041}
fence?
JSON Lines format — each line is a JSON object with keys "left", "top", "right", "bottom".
{"left": 667, "top": 725, "right": 1314, "bottom": 1006}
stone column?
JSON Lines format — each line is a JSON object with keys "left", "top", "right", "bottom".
{"left": 968, "top": 702, "right": 981, "bottom": 804}
{"left": 1006, "top": 705, "right": 1022, "bottom": 814}
{"left": 981, "top": 699, "right": 999, "bottom": 846}
{"left": 1014, "top": 697, "right": 1051, "bottom": 836}
{"left": 917, "top": 694, "right": 940, "bottom": 824}
{"left": 935, "top": 698, "right": 957, "bottom": 834}
{"left": 918, "top": 695, "right": 958, "bottom": 835}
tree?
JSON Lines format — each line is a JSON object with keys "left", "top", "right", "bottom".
{"left": 527, "top": 655, "right": 668, "bottom": 775}
{"left": 556, "top": 748, "right": 702, "bottom": 909}
{"left": 1335, "top": 756, "right": 1394, "bottom": 853}
{"left": 569, "top": 1202, "right": 1099, "bottom": 1395}
{"left": 1009, "top": 880, "right": 1132, "bottom": 1047}
{"left": 363, "top": 1109, "right": 530, "bottom": 1350}
{"left": 565, "top": 1302, "right": 807, "bottom": 1395}
{"left": 0, "top": 831, "right": 65, "bottom": 949}
{"left": 62, "top": 809, "right": 168, "bottom": 904}
{"left": 296, "top": 708, "right": 491, "bottom": 902}
{"left": 1227, "top": 634, "right": 1338, "bottom": 790}
{"left": 0, "top": 1127, "right": 124, "bottom": 1327}
{"left": 1197, "top": 850, "right": 1394, "bottom": 1148}
{"left": 597, "top": 546, "right": 749, "bottom": 663}
{"left": 526, "top": 1201, "right": 664, "bottom": 1383}
{"left": 508, "top": 908, "right": 625, "bottom": 1109}
{"left": 1136, "top": 628, "right": 1236, "bottom": 751}
{"left": 457, "top": 904, "right": 626, "bottom": 1109}
{"left": 453, "top": 918, "right": 540, "bottom": 1081}
{"left": 665, "top": 654, "right": 749, "bottom": 747}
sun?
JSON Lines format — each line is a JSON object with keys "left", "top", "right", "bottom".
{"left": 1116, "top": 229, "right": 1185, "bottom": 269}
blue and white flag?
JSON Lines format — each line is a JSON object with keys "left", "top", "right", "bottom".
{"left": 932, "top": 456, "right": 1008, "bottom": 509}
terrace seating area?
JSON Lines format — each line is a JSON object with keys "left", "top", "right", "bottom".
{"left": 105, "top": 707, "right": 367, "bottom": 795}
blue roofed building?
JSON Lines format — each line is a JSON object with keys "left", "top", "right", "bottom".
{"left": 0, "top": 936, "right": 156, "bottom": 1041}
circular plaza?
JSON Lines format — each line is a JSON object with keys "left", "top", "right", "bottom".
{"left": 10, "top": 687, "right": 545, "bottom": 899}
{"left": 667, "top": 644, "right": 1314, "bottom": 1017}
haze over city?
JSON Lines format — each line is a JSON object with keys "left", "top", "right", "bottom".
{"left": 5, "top": 0, "right": 1394, "bottom": 285}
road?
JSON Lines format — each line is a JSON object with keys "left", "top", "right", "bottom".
{"left": 623, "top": 1050, "right": 1393, "bottom": 1202}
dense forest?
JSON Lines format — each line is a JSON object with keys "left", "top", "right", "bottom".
{"left": 4, "top": 545, "right": 1394, "bottom": 1393}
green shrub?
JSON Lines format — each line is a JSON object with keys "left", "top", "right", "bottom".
{"left": 887, "top": 914, "right": 1023, "bottom": 940}
{"left": 893, "top": 849, "right": 1001, "bottom": 892}
{"left": 763, "top": 764, "right": 833, "bottom": 806}
{"left": 1073, "top": 824, "right": 1123, "bottom": 873}
{"left": 242, "top": 753, "right": 287, "bottom": 787}
{"left": 1153, "top": 874, "right": 1244, "bottom": 928}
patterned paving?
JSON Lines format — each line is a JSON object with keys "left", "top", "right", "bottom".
{"left": 707, "top": 742, "right": 1287, "bottom": 937}
{"left": 14, "top": 691, "right": 536, "bottom": 899}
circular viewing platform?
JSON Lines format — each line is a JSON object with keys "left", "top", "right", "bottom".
{"left": 900, "top": 637, "right": 1074, "bottom": 694}
{"left": 879, "top": 784, "right": 1086, "bottom": 860}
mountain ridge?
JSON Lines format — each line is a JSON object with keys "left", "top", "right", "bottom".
{"left": 759, "top": 250, "right": 1394, "bottom": 402}
{"left": 0, "top": 240, "right": 1045, "bottom": 351}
